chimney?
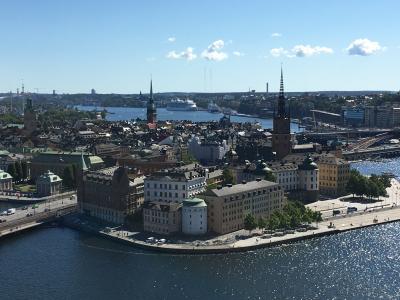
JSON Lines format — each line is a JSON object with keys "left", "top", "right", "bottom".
{"left": 256, "top": 178, "right": 261, "bottom": 182}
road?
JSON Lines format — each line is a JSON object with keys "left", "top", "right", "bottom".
{"left": 0, "top": 195, "right": 77, "bottom": 224}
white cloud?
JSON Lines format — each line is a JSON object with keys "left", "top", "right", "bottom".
{"left": 270, "top": 45, "right": 333, "bottom": 58}
{"left": 166, "top": 47, "right": 197, "bottom": 61}
{"left": 167, "top": 37, "right": 176, "bottom": 43}
{"left": 201, "top": 40, "right": 228, "bottom": 61}
{"left": 291, "top": 45, "right": 333, "bottom": 57}
{"left": 271, "top": 33, "right": 282, "bottom": 38}
{"left": 233, "top": 51, "right": 244, "bottom": 57}
{"left": 347, "top": 38, "right": 382, "bottom": 56}
{"left": 270, "top": 48, "right": 287, "bottom": 57}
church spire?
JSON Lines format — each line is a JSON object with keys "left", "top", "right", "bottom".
{"left": 277, "top": 66, "right": 286, "bottom": 117}
{"left": 150, "top": 79, "right": 153, "bottom": 102}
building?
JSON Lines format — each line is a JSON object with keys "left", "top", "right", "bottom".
{"left": 30, "top": 151, "right": 104, "bottom": 179}
{"left": 297, "top": 155, "right": 319, "bottom": 201}
{"left": 144, "top": 166, "right": 207, "bottom": 203}
{"left": 272, "top": 68, "right": 292, "bottom": 159}
{"left": 202, "top": 179, "right": 285, "bottom": 235}
{"left": 142, "top": 201, "right": 182, "bottom": 235}
{"left": 0, "top": 169, "right": 13, "bottom": 191}
{"left": 316, "top": 154, "right": 350, "bottom": 197}
{"left": 188, "top": 136, "right": 229, "bottom": 164}
{"left": 146, "top": 80, "right": 157, "bottom": 125}
{"left": 182, "top": 198, "right": 207, "bottom": 235}
{"left": 342, "top": 106, "right": 364, "bottom": 127}
{"left": 23, "top": 98, "right": 37, "bottom": 136}
{"left": 78, "top": 166, "right": 145, "bottom": 224}
{"left": 36, "top": 170, "right": 63, "bottom": 197}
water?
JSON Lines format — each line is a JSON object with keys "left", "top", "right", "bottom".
{"left": 1, "top": 224, "right": 400, "bottom": 300}
{"left": 75, "top": 106, "right": 303, "bottom": 132}
{"left": 352, "top": 158, "right": 400, "bottom": 178}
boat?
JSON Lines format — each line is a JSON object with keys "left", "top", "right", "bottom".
{"left": 166, "top": 99, "right": 197, "bottom": 111}
{"left": 208, "top": 101, "right": 221, "bottom": 113}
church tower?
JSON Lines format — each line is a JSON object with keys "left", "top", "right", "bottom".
{"left": 23, "top": 98, "right": 37, "bottom": 136}
{"left": 146, "top": 80, "right": 157, "bottom": 125}
{"left": 272, "top": 68, "right": 291, "bottom": 159}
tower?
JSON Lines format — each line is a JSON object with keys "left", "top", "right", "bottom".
{"left": 23, "top": 98, "right": 37, "bottom": 136}
{"left": 272, "top": 67, "right": 291, "bottom": 159}
{"left": 146, "top": 80, "right": 157, "bottom": 125}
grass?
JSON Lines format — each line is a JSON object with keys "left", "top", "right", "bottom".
{"left": 14, "top": 184, "right": 36, "bottom": 193}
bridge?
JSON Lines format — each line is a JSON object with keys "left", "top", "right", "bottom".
{"left": 343, "top": 144, "right": 400, "bottom": 161}
{"left": 0, "top": 196, "right": 77, "bottom": 238}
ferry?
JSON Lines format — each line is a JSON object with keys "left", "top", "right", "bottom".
{"left": 166, "top": 99, "right": 198, "bottom": 111}
{"left": 208, "top": 102, "right": 221, "bottom": 113}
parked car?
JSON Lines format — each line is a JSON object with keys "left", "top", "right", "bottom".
{"left": 26, "top": 213, "right": 33, "bottom": 217}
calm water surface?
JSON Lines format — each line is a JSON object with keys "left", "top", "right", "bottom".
{"left": 75, "top": 106, "right": 303, "bottom": 132}
{"left": 1, "top": 224, "right": 400, "bottom": 300}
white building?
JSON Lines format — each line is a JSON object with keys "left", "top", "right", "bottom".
{"left": 188, "top": 136, "right": 229, "bottom": 164}
{"left": 271, "top": 164, "right": 299, "bottom": 192}
{"left": 36, "top": 170, "right": 63, "bottom": 197}
{"left": 144, "top": 167, "right": 207, "bottom": 204}
{"left": 182, "top": 198, "right": 207, "bottom": 235}
{"left": 0, "top": 169, "right": 13, "bottom": 191}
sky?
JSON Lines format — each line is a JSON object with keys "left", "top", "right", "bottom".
{"left": 0, "top": 0, "right": 399, "bottom": 94}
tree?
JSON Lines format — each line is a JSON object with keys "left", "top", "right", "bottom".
{"left": 244, "top": 214, "right": 257, "bottom": 234}
{"left": 7, "top": 163, "right": 17, "bottom": 180}
{"left": 21, "top": 161, "right": 28, "bottom": 180}
{"left": 264, "top": 171, "right": 277, "bottom": 182}
{"left": 63, "top": 165, "right": 75, "bottom": 189}
{"left": 222, "top": 168, "right": 236, "bottom": 185}
{"left": 15, "top": 161, "right": 23, "bottom": 182}
{"left": 257, "top": 217, "right": 266, "bottom": 229}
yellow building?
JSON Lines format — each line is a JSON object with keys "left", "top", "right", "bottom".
{"left": 317, "top": 154, "right": 350, "bottom": 197}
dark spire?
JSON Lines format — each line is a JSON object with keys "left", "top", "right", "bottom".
{"left": 149, "top": 79, "right": 153, "bottom": 102}
{"left": 277, "top": 65, "right": 286, "bottom": 117}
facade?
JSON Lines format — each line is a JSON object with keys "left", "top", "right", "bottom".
{"left": 317, "top": 154, "right": 350, "bottom": 197}
{"left": 203, "top": 179, "right": 285, "bottom": 235}
{"left": 0, "top": 169, "right": 13, "bottom": 191}
{"left": 297, "top": 155, "right": 319, "bottom": 201}
{"left": 142, "top": 201, "right": 182, "bottom": 235}
{"left": 342, "top": 107, "right": 364, "bottom": 127}
{"left": 144, "top": 167, "right": 207, "bottom": 203}
{"left": 30, "top": 151, "right": 104, "bottom": 179}
{"left": 146, "top": 80, "right": 157, "bottom": 125}
{"left": 78, "top": 166, "right": 145, "bottom": 224}
{"left": 23, "top": 98, "right": 37, "bottom": 136}
{"left": 188, "top": 136, "right": 229, "bottom": 164}
{"left": 272, "top": 69, "right": 291, "bottom": 159}
{"left": 182, "top": 198, "right": 207, "bottom": 235}
{"left": 36, "top": 170, "right": 63, "bottom": 197}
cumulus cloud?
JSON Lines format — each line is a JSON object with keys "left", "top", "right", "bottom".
{"left": 233, "top": 51, "right": 244, "bottom": 57}
{"left": 166, "top": 47, "right": 197, "bottom": 61}
{"left": 167, "top": 37, "right": 176, "bottom": 43}
{"left": 271, "top": 32, "right": 282, "bottom": 38}
{"left": 202, "top": 40, "right": 228, "bottom": 61}
{"left": 270, "top": 45, "right": 333, "bottom": 58}
{"left": 270, "top": 48, "right": 287, "bottom": 57}
{"left": 347, "top": 38, "right": 382, "bottom": 56}
{"left": 291, "top": 45, "right": 333, "bottom": 57}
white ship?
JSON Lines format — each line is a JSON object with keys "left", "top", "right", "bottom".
{"left": 166, "top": 99, "right": 198, "bottom": 111}
{"left": 207, "top": 101, "right": 221, "bottom": 113}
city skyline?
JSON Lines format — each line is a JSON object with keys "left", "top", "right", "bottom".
{"left": 1, "top": 0, "right": 399, "bottom": 93}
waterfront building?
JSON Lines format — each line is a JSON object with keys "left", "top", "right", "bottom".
{"left": 182, "top": 198, "right": 207, "bottom": 235}
{"left": 0, "top": 169, "right": 13, "bottom": 191}
{"left": 272, "top": 68, "right": 292, "bottom": 159}
{"left": 23, "top": 98, "right": 37, "bottom": 136}
{"left": 188, "top": 136, "right": 229, "bottom": 164}
{"left": 146, "top": 80, "right": 157, "bottom": 126}
{"left": 297, "top": 155, "right": 319, "bottom": 201}
{"left": 78, "top": 166, "right": 144, "bottom": 224}
{"left": 30, "top": 151, "right": 104, "bottom": 180}
{"left": 142, "top": 201, "right": 182, "bottom": 235}
{"left": 202, "top": 179, "right": 285, "bottom": 235}
{"left": 317, "top": 154, "right": 350, "bottom": 197}
{"left": 144, "top": 166, "right": 207, "bottom": 204}
{"left": 36, "top": 170, "right": 63, "bottom": 197}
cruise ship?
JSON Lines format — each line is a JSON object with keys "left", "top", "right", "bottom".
{"left": 166, "top": 99, "right": 198, "bottom": 111}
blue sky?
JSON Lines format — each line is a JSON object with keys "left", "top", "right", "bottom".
{"left": 0, "top": 0, "right": 399, "bottom": 93}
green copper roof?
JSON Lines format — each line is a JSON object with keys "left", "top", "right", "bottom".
{"left": 0, "top": 169, "right": 12, "bottom": 180}
{"left": 299, "top": 155, "right": 318, "bottom": 170}
{"left": 183, "top": 198, "right": 207, "bottom": 208}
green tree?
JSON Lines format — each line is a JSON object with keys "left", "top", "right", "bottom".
{"left": 222, "top": 168, "right": 236, "bottom": 185}
{"left": 7, "top": 163, "right": 17, "bottom": 180}
{"left": 62, "top": 165, "right": 75, "bottom": 189}
{"left": 21, "top": 161, "right": 28, "bottom": 180}
{"left": 244, "top": 214, "right": 257, "bottom": 234}
{"left": 15, "top": 161, "right": 23, "bottom": 182}
{"left": 257, "top": 217, "right": 266, "bottom": 229}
